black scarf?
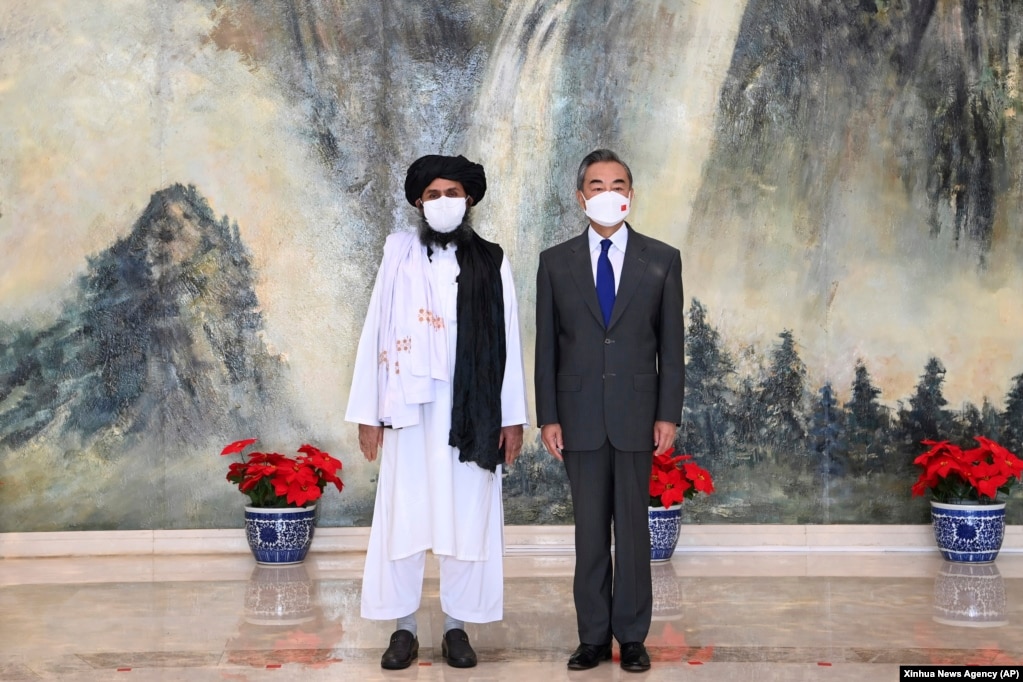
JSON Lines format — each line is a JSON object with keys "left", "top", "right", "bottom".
{"left": 448, "top": 232, "right": 506, "bottom": 472}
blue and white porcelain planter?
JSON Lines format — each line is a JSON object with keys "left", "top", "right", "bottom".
{"left": 929, "top": 501, "right": 1006, "bottom": 564}
{"left": 244, "top": 505, "right": 317, "bottom": 565}
{"left": 648, "top": 504, "right": 683, "bottom": 562}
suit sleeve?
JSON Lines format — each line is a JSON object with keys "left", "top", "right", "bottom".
{"left": 656, "top": 248, "right": 685, "bottom": 424}
{"left": 534, "top": 252, "right": 559, "bottom": 427}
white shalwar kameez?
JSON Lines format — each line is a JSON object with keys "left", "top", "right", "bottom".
{"left": 346, "top": 232, "right": 528, "bottom": 624}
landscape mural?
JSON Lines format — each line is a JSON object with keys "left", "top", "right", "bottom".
{"left": 2, "top": 0, "right": 1022, "bottom": 531}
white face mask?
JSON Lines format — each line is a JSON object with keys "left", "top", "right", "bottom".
{"left": 422, "top": 196, "right": 467, "bottom": 233}
{"left": 583, "top": 190, "right": 631, "bottom": 227}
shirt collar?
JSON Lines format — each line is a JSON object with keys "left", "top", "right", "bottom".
{"left": 588, "top": 223, "right": 629, "bottom": 252}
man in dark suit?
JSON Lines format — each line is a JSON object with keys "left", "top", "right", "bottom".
{"left": 534, "top": 149, "right": 684, "bottom": 673}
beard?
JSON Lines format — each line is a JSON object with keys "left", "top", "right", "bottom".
{"left": 418, "top": 213, "right": 474, "bottom": 252}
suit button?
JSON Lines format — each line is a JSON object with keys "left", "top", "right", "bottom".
{"left": 604, "top": 338, "right": 613, "bottom": 344}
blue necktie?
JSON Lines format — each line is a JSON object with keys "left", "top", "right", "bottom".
{"left": 596, "top": 238, "right": 615, "bottom": 327}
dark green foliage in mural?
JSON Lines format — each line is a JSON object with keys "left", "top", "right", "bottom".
{"left": 502, "top": 442, "right": 573, "bottom": 525}
{"left": 506, "top": 299, "right": 1023, "bottom": 525}
{"left": 1002, "top": 372, "right": 1023, "bottom": 456}
{"left": 810, "top": 383, "right": 846, "bottom": 476}
{"left": 727, "top": 372, "right": 766, "bottom": 461}
{"left": 847, "top": 361, "right": 886, "bottom": 435}
{"left": 952, "top": 399, "right": 1001, "bottom": 448}
{"left": 679, "top": 299, "right": 735, "bottom": 464}
{"left": 843, "top": 361, "right": 895, "bottom": 475}
{"left": 759, "top": 330, "right": 809, "bottom": 448}
{"left": 898, "top": 357, "right": 952, "bottom": 447}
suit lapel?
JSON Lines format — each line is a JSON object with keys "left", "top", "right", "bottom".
{"left": 567, "top": 230, "right": 606, "bottom": 327}
{"left": 608, "top": 224, "right": 649, "bottom": 329}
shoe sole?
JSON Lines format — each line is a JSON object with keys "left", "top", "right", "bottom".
{"left": 445, "top": 658, "right": 477, "bottom": 668}
{"left": 442, "top": 642, "right": 477, "bottom": 668}
{"left": 621, "top": 663, "right": 651, "bottom": 673}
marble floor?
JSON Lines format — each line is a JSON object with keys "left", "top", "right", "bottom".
{"left": 2, "top": 550, "right": 1022, "bottom": 681}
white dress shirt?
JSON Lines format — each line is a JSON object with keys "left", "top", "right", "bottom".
{"left": 587, "top": 224, "right": 628, "bottom": 294}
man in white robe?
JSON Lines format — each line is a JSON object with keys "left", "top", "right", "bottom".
{"left": 345, "top": 154, "right": 528, "bottom": 670}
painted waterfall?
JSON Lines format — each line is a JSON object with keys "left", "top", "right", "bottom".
{"left": 1, "top": 0, "right": 1022, "bottom": 530}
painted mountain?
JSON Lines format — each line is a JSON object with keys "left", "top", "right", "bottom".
{"left": 0, "top": 185, "right": 303, "bottom": 530}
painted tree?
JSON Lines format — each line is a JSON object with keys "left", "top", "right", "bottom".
{"left": 810, "top": 382, "right": 847, "bottom": 475}
{"left": 1001, "top": 372, "right": 1023, "bottom": 455}
{"left": 899, "top": 357, "right": 952, "bottom": 448}
{"left": 846, "top": 360, "right": 884, "bottom": 432}
{"left": 732, "top": 374, "right": 767, "bottom": 462}
{"left": 759, "top": 330, "right": 808, "bottom": 449}
{"left": 843, "top": 359, "right": 890, "bottom": 474}
{"left": 680, "top": 299, "right": 735, "bottom": 461}
{"left": 953, "top": 398, "right": 1002, "bottom": 445}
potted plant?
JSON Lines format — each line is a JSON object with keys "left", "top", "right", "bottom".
{"left": 911, "top": 436, "right": 1023, "bottom": 563}
{"left": 648, "top": 448, "right": 715, "bottom": 562}
{"left": 221, "top": 438, "right": 344, "bottom": 565}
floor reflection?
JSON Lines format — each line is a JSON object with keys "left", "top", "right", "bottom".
{"left": 227, "top": 563, "right": 346, "bottom": 669}
{"left": 0, "top": 552, "right": 1021, "bottom": 681}
{"left": 932, "top": 561, "right": 1008, "bottom": 628}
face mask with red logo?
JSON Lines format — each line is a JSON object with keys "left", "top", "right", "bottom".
{"left": 583, "top": 190, "right": 631, "bottom": 227}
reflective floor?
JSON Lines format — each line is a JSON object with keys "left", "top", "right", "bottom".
{"left": 2, "top": 550, "right": 1022, "bottom": 680}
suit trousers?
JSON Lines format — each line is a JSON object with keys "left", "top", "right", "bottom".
{"left": 563, "top": 441, "right": 653, "bottom": 645}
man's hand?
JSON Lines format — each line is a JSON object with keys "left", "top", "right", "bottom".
{"left": 541, "top": 423, "right": 564, "bottom": 461}
{"left": 499, "top": 425, "right": 524, "bottom": 466}
{"left": 653, "top": 420, "right": 677, "bottom": 455}
{"left": 358, "top": 424, "right": 384, "bottom": 462}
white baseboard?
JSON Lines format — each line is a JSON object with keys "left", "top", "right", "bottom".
{"left": 1, "top": 524, "right": 1020, "bottom": 558}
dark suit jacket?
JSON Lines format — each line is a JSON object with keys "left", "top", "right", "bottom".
{"left": 535, "top": 223, "right": 685, "bottom": 452}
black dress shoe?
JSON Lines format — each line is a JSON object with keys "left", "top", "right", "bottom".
{"left": 380, "top": 629, "right": 418, "bottom": 670}
{"left": 567, "top": 642, "right": 612, "bottom": 670}
{"left": 619, "top": 641, "right": 651, "bottom": 672}
{"left": 442, "top": 628, "right": 478, "bottom": 668}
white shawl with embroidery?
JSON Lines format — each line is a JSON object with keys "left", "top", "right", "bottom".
{"left": 357, "top": 231, "right": 449, "bottom": 428}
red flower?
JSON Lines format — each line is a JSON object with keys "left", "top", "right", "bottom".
{"left": 969, "top": 461, "right": 1010, "bottom": 499}
{"left": 925, "top": 455, "right": 967, "bottom": 480}
{"left": 649, "top": 447, "right": 714, "bottom": 508}
{"left": 978, "top": 436, "right": 1023, "bottom": 477}
{"left": 273, "top": 465, "right": 322, "bottom": 506}
{"left": 220, "top": 439, "right": 344, "bottom": 508}
{"left": 298, "top": 444, "right": 345, "bottom": 493}
{"left": 221, "top": 438, "right": 259, "bottom": 456}
{"left": 911, "top": 436, "right": 1023, "bottom": 503}
{"left": 682, "top": 462, "right": 715, "bottom": 495}
{"left": 910, "top": 479, "right": 929, "bottom": 498}
{"left": 651, "top": 467, "right": 689, "bottom": 507}
{"left": 238, "top": 462, "right": 277, "bottom": 492}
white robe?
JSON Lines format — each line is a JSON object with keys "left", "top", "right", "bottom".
{"left": 345, "top": 234, "right": 529, "bottom": 621}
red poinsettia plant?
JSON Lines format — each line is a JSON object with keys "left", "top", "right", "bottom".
{"left": 649, "top": 447, "right": 715, "bottom": 508}
{"left": 911, "top": 436, "right": 1023, "bottom": 504}
{"left": 221, "top": 438, "right": 344, "bottom": 508}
